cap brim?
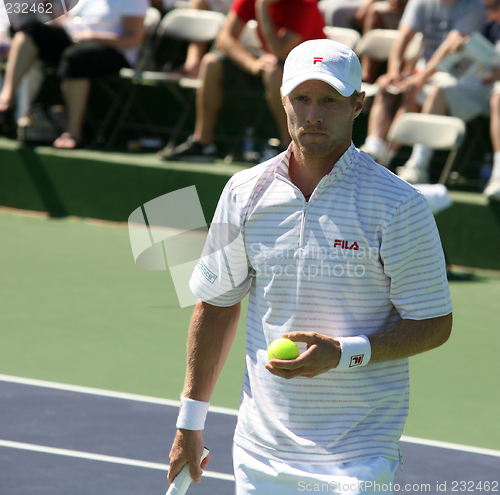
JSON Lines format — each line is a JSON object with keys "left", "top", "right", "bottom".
{"left": 281, "top": 73, "right": 355, "bottom": 97}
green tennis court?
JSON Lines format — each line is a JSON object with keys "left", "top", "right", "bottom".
{"left": 1, "top": 207, "right": 499, "bottom": 453}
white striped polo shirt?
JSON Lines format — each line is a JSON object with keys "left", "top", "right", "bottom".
{"left": 190, "top": 142, "right": 452, "bottom": 465}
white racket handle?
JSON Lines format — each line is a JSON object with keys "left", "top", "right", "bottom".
{"left": 166, "top": 447, "right": 209, "bottom": 495}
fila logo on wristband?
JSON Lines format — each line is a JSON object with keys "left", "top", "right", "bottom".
{"left": 336, "top": 335, "right": 371, "bottom": 370}
{"left": 350, "top": 354, "right": 365, "bottom": 367}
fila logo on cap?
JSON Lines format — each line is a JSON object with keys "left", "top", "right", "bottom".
{"left": 281, "top": 39, "right": 362, "bottom": 97}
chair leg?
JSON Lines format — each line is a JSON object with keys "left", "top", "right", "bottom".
{"left": 90, "top": 81, "right": 128, "bottom": 148}
{"left": 105, "top": 83, "right": 141, "bottom": 149}
{"left": 378, "top": 140, "right": 392, "bottom": 167}
{"left": 163, "top": 90, "right": 196, "bottom": 152}
{"left": 438, "top": 148, "right": 458, "bottom": 185}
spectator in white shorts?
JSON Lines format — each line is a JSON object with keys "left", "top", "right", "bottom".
{"left": 360, "top": 0, "right": 486, "bottom": 165}
{"left": 394, "top": 7, "right": 500, "bottom": 200}
{"left": 167, "top": 39, "right": 452, "bottom": 495}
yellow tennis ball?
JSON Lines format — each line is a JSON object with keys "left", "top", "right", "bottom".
{"left": 267, "top": 338, "right": 300, "bottom": 361}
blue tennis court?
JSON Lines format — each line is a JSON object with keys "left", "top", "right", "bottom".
{"left": 1, "top": 375, "right": 499, "bottom": 494}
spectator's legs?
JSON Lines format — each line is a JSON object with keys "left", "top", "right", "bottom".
{"left": 156, "top": 51, "right": 222, "bottom": 161}
{"left": 395, "top": 84, "right": 448, "bottom": 183}
{"left": 262, "top": 62, "right": 290, "bottom": 148}
{"left": 193, "top": 52, "right": 224, "bottom": 145}
{"left": 183, "top": 42, "right": 207, "bottom": 77}
{"left": 361, "top": 90, "right": 400, "bottom": 159}
{"left": 489, "top": 92, "right": 500, "bottom": 155}
{"left": 53, "top": 78, "right": 90, "bottom": 149}
{"left": 0, "top": 31, "right": 39, "bottom": 114}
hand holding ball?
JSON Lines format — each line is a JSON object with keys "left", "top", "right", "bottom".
{"left": 267, "top": 338, "right": 300, "bottom": 362}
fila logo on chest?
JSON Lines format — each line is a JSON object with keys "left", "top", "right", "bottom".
{"left": 334, "top": 240, "right": 360, "bottom": 250}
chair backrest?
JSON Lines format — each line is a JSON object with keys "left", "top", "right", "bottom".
{"left": 356, "top": 29, "right": 423, "bottom": 61}
{"left": 387, "top": 113, "right": 465, "bottom": 150}
{"left": 323, "top": 26, "right": 361, "bottom": 50}
{"left": 157, "top": 8, "right": 226, "bottom": 42}
{"left": 355, "top": 29, "right": 398, "bottom": 60}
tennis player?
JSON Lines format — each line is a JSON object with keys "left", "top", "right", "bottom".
{"left": 168, "top": 38, "right": 453, "bottom": 494}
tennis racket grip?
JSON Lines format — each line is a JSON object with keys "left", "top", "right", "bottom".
{"left": 165, "top": 447, "right": 209, "bottom": 495}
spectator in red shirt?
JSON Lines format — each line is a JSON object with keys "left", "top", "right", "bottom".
{"left": 158, "top": 0, "right": 326, "bottom": 162}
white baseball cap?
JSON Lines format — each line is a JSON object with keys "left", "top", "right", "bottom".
{"left": 281, "top": 38, "right": 362, "bottom": 97}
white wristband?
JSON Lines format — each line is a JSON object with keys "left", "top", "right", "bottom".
{"left": 176, "top": 396, "right": 210, "bottom": 431}
{"left": 336, "top": 335, "right": 371, "bottom": 369}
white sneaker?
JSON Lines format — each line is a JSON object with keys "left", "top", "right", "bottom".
{"left": 483, "top": 177, "right": 500, "bottom": 201}
{"left": 396, "top": 159, "right": 429, "bottom": 184}
{"left": 360, "top": 143, "right": 380, "bottom": 161}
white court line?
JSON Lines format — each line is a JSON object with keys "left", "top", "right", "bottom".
{"left": 2, "top": 374, "right": 500, "bottom": 458}
{"left": 401, "top": 435, "right": 500, "bottom": 458}
{"left": 0, "top": 374, "right": 237, "bottom": 416}
{"left": 0, "top": 440, "right": 235, "bottom": 482}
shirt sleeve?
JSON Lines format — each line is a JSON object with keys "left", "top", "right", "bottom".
{"left": 189, "top": 180, "right": 254, "bottom": 307}
{"left": 399, "top": 0, "right": 425, "bottom": 33}
{"left": 380, "top": 190, "right": 452, "bottom": 320}
{"left": 453, "top": 0, "right": 487, "bottom": 34}
{"left": 119, "top": 0, "right": 149, "bottom": 17}
{"left": 231, "top": 0, "right": 254, "bottom": 24}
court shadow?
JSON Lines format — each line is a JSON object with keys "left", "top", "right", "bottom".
{"left": 17, "top": 144, "right": 69, "bottom": 218}
{"left": 446, "top": 271, "right": 477, "bottom": 282}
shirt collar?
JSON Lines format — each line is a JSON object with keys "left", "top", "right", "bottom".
{"left": 274, "top": 141, "right": 355, "bottom": 184}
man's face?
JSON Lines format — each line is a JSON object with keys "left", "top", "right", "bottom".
{"left": 282, "top": 79, "right": 363, "bottom": 161}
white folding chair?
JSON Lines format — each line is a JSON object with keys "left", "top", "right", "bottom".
{"left": 356, "top": 30, "right": 423, "bottom": 97}
{"left": 156, "top": 7, "right": 225, "bottom": 42}
{"left": 378, "top": 112, "right": 466, "bottom": 184}
{"left": 100, "top": 8, "right": 226, "bottom": 149}
{"left": 323, "top": 26, "right": 361, "bottom": 50}
{"left": 356, "top": 29, "right": 422, "bottom": 61}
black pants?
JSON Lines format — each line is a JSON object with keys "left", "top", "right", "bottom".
{"left": 25, "top": 23, "right": 130, "bottom": 78}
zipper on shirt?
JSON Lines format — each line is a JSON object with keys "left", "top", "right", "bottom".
{"left": 275, "top": 174, "right": 312, "bottom": 248}
{"left": 299, "top": 201, "right": 309, "bottom": 248}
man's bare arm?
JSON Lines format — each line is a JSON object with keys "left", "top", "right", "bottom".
{"left": 182, "top": 300, "right": 241, "bottom": 401}
{"left": 369, "top": 312, "right": 452, "bottom": 362}
{"left": 386, "top": 24, "right": 416, "bottom": 77}
{"left": 254, "top": 0, "right": 302, "bottom": 60}
{"left": 168, "top": 300, "right": 241, "bottom": 484}
{"left": 266, "top": 313, "right": 452, "bottom": 378}
{"left": 216, "top": 11, "right": 262, "bottom": 74}
{"left": 415, "top": 30, "right": 468, "bottom": 83}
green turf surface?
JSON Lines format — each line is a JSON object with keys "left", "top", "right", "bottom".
{"left": 0, "top": 210, "right": 498, "bottom": 451}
